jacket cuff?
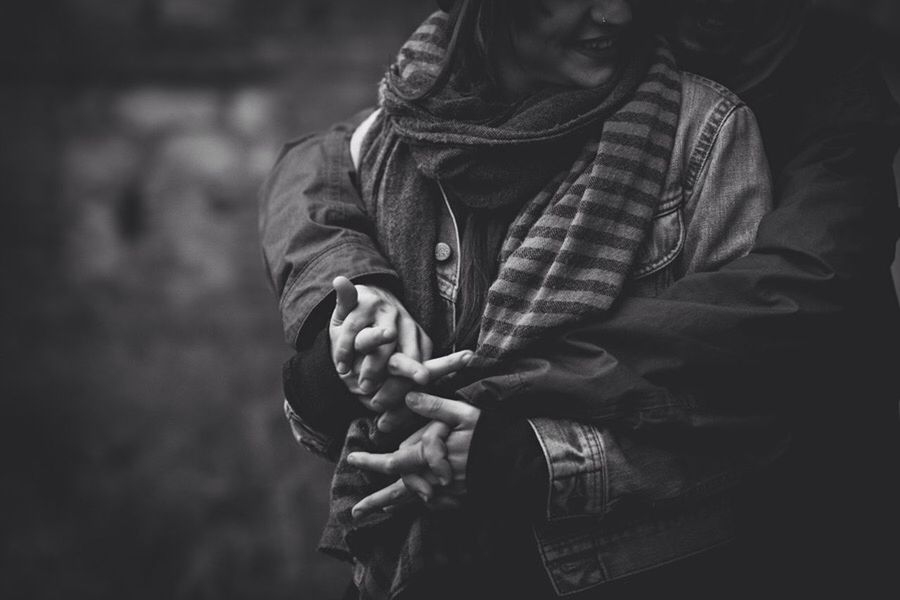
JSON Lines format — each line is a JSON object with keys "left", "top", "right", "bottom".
{"left": 292, "top": 272, "right": 403, "bottom": 351}
{"left": 281, "top": 243, "right": 399, "bottom": 348}
{"left": 466, "top": 410, "right": 547, "bottom": 518}
{"left": 528, "top": 418, "right": 609, "bottom": 522}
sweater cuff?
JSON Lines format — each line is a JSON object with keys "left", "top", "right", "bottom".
{"left": 283, "top": 325, "right": 368, "bottom": 456}
{"left": 466, "top": 410, "right": 548, "bottom": 518}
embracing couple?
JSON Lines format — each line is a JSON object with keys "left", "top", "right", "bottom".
{"left": 260, "top": 1, "right": 900, "bottom": 598}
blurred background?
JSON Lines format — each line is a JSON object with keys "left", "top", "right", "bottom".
{"left": 0, "top": 1, "right": 897, "bottom": 599}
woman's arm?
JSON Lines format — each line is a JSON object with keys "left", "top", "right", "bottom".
{"left": 258, "top": 109, "right": 400, "bottom": 347}
{"left": 261, "top": 111, "right": 434, "bottom": 457}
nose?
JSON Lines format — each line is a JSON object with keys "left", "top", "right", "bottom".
{"left": 590, "top": 0, "right": 633, "bottom": 27}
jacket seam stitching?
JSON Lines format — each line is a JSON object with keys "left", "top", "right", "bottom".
{"left": 684, "top": 98, "right": 741, "bottom": 198}
{"left": 631, "top": 209, "right": 686, "bottom": 279}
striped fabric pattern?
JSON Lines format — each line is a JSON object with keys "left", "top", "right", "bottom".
{"left": 477, "top": 56, "right": 682, "bottom": 361}
{"left": 391, "top": 12, "right": 449, "bottom": 96}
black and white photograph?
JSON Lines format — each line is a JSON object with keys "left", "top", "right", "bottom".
{"left": 2, "top": 1, "right": 899, "bottom": 599}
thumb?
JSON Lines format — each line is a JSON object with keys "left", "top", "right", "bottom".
{"left": 332, "top": 276, "right": 358, "bottom": 323}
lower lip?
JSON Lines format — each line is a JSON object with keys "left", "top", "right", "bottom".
{"left": 571, "top": 39, "right": 618, "bottom": 61}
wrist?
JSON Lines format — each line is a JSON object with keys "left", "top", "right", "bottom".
{"left": 466, "top": 411, "right": 547, "bottom": 517}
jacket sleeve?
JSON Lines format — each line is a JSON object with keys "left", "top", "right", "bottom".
{"left": 259, "top": 111, "right": 403, "bottom": 457}
{"left": 677, "top": 104, "right": 774, "bottom": 276}
{"left": 258, "top": 109, "right": 400, "bottom": 348}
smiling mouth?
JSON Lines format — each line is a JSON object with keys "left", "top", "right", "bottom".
{"left": 571, "top": 35, "right": 620, "bottom": 59}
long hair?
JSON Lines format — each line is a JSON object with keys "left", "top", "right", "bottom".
{"left": 440, "top": 1, "right": 533, "bottom": 350}
{"left": 400, "top": 0, "right": 529, "bottom": 350}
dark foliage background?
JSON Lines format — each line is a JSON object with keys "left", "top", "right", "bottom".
{"left": 0, "top": 2, "right": 897, "bottom": 599}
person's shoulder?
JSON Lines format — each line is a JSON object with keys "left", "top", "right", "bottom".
{"left": 675, "top": 71, "right": 752, "bottom": 155}
{"left": 679, "top": 72, "right": 746, "bottom": 119}
{"left": 673, "top": 72, "right": 758, "bottom": 194}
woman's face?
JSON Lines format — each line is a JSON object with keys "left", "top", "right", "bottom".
{"left": 505, "top": 0, "right": 638, "bottom": 93}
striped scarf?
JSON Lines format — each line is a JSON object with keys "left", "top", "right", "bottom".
{"left": 320, "top": 11, "right": 682, "bottom": 599}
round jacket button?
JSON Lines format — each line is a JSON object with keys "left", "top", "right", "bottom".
{"left": 434, "top": 242, "right": 453, "bottom": 262}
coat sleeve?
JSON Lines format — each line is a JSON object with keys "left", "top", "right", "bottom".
{"left": 259, "top": 111, "right": 400, "bottom": 458}
{"left": 258, "top": 109, "right": 400, "bottom": 348}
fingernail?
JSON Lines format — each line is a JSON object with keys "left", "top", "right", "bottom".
{"left": 347, "top": 453, "right": 359, "bottom": 464}
{"left": 377, "top": 418, "right": 393, "bottom": 433}
{"left": 462, "top": 352, "right": 474, "bottom": 364}
{"left": 359, "top": 379, "right": 375, "bottom": 394}
{"left": 406, "top": 392, "right": 420, "bottom": 406}
{"left": 336, "top": 362, "right": 349, "bottom": 374}
{"left": 370, "top": 399, "right": 384, "bottom": 411}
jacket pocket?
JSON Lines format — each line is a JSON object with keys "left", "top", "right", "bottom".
{"left": 631, "top": 192, "right": 685, "bottom": 280}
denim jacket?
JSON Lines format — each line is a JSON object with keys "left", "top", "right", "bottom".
{"left": 263, "top": 72, "right": 779, "bottom": 594}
